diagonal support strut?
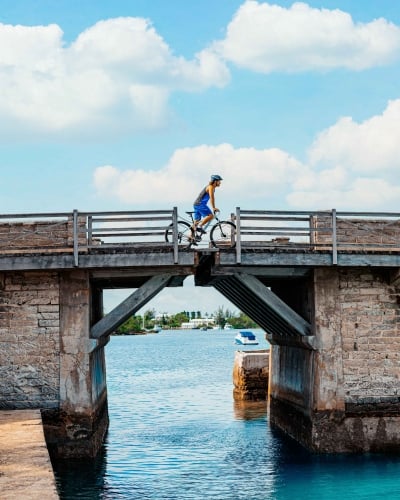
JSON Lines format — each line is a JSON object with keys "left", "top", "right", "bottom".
{"left": 213, "top": 272, "right": 312, "bottom": 339}
{"left": 90, "top": 274, "right": 172, "bottom": 339}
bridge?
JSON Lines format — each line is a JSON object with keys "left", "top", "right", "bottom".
{"left": 1, "top": 208, "right": 400, "bottom": 456}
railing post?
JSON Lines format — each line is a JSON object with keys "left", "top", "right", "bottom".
{"left": 236, "top": 207, "right": 241, "bottom": 264}
{"left": 172, "top": 207, "right": 178, "bottom": 264}
{"left": 87, "top": 215, "right": 93, "bottom": 247}
{"left": 73, "top": 209, "right": 79, "bottom": 267}
{"left": 332, "top": 208, "right": 337, "bottom": 265}
{"left": 309, "top": 215, "right": 315, "bottom": 247}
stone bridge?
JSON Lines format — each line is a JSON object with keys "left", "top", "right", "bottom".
{"left": 1, "top": 208, "right": 400, "bottom": 456}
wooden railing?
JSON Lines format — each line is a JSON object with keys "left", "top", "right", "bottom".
{"left": 234, "top": 208, "right": 400, "bottom": 264}
{"left": 0, "top": 208, "right": 399, "bottom": 267}
{"left": 0, "top": 208, "right": 179, "bottom": 265}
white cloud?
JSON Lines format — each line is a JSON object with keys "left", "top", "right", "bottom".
{"left": 94, "top": 98, "right": 400, "bottom": 212}
{"left": 214, "top": 1, "right": 400, "bottom": 72}
{"left": 287, "top": 177, "right": 400, "bottom": 210}
{"left": 287, "top": 99, "right": 400, "bottom": 210}
{"left": 0, "top": 18, "right": 229, "bottom": 136}
{"left": 308, "top": 99, "right": 400, "bottom": 173}
{"left": 2, "top": 5, "right": 399, "bottom": 139}
{"left": 93, "top": 143, "right": 304, "bottom": 206}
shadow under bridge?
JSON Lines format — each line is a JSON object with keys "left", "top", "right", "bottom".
{"left": 195, "top": 260, "right": 314, "bottom": 349}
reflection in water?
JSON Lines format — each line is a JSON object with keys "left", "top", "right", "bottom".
{"left": 233, "top": 399, "right": 269, "bottom": 421}
{"left": 52, "top": 442, "right": 108, "bottom": 499}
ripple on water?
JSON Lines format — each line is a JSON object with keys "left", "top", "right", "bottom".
{"left": 54, "top": 331, "right": 400, "bottom": 500}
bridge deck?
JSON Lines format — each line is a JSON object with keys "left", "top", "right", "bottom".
{"left": 0, "top": 208, "right": 399, "bottom": 272}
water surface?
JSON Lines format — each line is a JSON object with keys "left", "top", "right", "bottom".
{"left": 53, "top": 329, "right": 400, "bottom": 499}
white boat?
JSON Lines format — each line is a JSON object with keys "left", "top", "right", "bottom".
{"left": 224, "top": 323, "right": 234, "bottom": 330}
{"left": 235, "top": 331, "right": 259, "bottom": 345}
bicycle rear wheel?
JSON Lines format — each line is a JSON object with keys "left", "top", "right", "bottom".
{"left": 210, "top": 221, "right": 236, "bottom": 249}
{"left": 165, "top": 221, "right": 194, "bottom": 248}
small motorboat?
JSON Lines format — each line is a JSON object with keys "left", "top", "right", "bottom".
{"left": 235, "top": 331, "right": 259, "bottom": 345}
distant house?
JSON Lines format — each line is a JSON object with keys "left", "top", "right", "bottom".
{"left": 180, "top": 318, "right": 216, "bottom": 329}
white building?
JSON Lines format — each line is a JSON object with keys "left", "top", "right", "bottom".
{"left": 180, "top": 318, "right": 216, "bottom": 329}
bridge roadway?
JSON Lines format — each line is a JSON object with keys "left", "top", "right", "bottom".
{"left": 2, "top": 241, "right": 400, "bottom": 343}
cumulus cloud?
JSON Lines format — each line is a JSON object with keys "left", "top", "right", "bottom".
{"left": 287, "top": 177, "right": 400, "bottom": 210}
{"left": 308, "top": 99, "right": 400, "bottom": 173}
{"left": 93, "top": 96, "right": 400, "bottom": 212}
{"left": 214, "top": 1, "right": 400, "bottom": 72}
{"left": 287, "top": 99, "right": 400, "bottom": 210}
{"left": 0, "top": 18, "right": 229, "bottom": 136}
{"left": 93, "top": 143, "right": 304, "bottom": 206}
{"left": 2, "top": 5, "right": 400, "bottom": 138}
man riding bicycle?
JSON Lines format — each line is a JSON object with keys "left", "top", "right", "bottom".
{"left": 192, "top": 174, "right": 223, "bottom": 236}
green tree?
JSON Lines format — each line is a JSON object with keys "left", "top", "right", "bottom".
{"left": 168, "top": 311, "right": 189, "bottom": 328}
{"left": 229, "top": 312, "right": 258, "bottom": 329}
{"left": 212, "top": 308, "right": 259, "bottom": 329}
{"left": 115, "top": 315, "right": 143, "bottom": 334}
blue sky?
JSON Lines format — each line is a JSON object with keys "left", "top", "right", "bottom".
{"left": 1, "top": 0, "right": 400, "bottom": 314}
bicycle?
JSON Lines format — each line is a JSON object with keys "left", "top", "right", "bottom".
{"left": 165, "top": 211, "right": 236, "bottom": 249}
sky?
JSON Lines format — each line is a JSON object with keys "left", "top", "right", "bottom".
{"left": 1, "top": 0, "right": 400, "bottom": 315}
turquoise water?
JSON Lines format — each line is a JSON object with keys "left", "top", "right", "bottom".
{"left": 53, "top": 329, "right": 400, "bottom": 499}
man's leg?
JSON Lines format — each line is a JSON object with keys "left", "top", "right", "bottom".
{"left": 198, "top": 213, "right": 213, "bottom": 231}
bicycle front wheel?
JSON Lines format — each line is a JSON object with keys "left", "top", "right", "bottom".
{"left": 165, "top": 221, "right": 194, "bottom": 248}
{"left": 210, "top": 221, "right": 236, "bottom": 249}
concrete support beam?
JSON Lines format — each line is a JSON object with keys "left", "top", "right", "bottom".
{"left": 54, "top": 270, "right": 109, "bottom": 458}
{"left": 59, "top": 270, "right": 93, "bottom": 412}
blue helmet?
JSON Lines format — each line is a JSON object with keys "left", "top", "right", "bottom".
{"left": 211, "top": 174, "right": 223, "bottom": 181}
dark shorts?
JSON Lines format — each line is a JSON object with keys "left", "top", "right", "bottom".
{"left": 194, "top": 204, "right": 212, "bottom": 221}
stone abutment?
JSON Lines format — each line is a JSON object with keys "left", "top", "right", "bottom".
{"left": 268, "top": 267, "right": 400, "bottom": 452}
{"left": 0, "top": 269, "right": 108, "bottom": 458}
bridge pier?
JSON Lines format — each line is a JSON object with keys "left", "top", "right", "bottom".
{"left": 268, "top": 267, "right": 400, "bottom": 453}
{"left": 43, "top": 270, "right": 109, "bottom": 458}
{"left": 0, "top": 269, "right": 109, "bottom": 458}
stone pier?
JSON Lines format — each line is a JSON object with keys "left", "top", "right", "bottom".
{"left": 268, "top": 267, "right": 400, "bottom": 453}
{"left": 0, "top": 269, "right": 109, "bottom": 459}
{"left": 233, "top": 350, "right": 269, "bottom": 401}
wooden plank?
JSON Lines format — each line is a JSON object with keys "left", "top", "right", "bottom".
{"left": 239, "top": 216, "right": 311, "bottom": 221}
{"left": 93, "top": 231, "right": 165, "bottom": 238}
{"left": 91, "top": 216, "right": 172, "bottom": 223}
{"left": 91, "top": 226, "right": 169, "bottom": 232}
{"left": 90, "top": 274, "right": 172, "bottom": 339}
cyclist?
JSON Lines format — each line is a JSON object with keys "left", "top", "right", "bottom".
{"left": 192, "top": 174, "right": 223, "bottom": 237}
